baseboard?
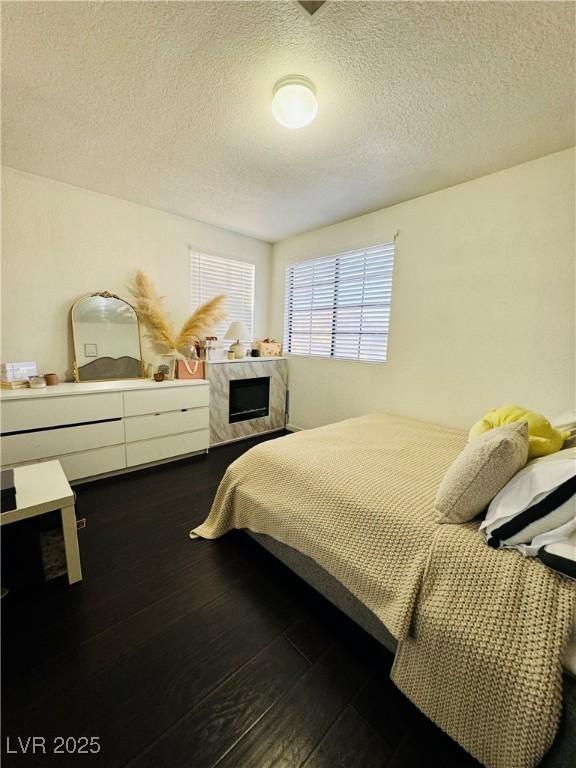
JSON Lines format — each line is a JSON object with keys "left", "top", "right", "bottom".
{"left": 286, "top": 423, "right": 304, "bottom": 432}
{"left": 210, "top": 427, "right": 286, "bottom": 447}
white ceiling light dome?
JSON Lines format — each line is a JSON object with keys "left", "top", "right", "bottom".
{"left": 272, "top": 75, "right": 318, "bottom": 129}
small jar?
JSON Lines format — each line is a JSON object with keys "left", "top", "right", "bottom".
{"left": 29, "top": 376, "right": 47, "bottom": 389}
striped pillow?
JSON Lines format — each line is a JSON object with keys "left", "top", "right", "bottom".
{"left": 538, "top": 530, "right": 576, "bottom": 579}
{"left": 480, "top": 448, "right": 576, "bottom": 554}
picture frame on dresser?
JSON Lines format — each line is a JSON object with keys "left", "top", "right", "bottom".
{"left": 153, "top": 355, "right": 177, "bottom": 381}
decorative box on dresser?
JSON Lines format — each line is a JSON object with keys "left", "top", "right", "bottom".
{"left": 0, "top": 379, "right": 210, "bottom": 483}
{"left": 205, "top": 356, "right": 287, "bottom": 446}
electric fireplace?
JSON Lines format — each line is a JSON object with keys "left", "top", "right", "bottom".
{"left": 229, "top": 376, "right": 270, "bottom": 423}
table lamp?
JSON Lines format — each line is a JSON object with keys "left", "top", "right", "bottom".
{"left": 224, "top": 321, "right": 250, "bottom": 359}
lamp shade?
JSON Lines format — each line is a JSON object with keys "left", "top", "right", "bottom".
{"left": 224, "top": 321, "right": 250, "bottom": 341}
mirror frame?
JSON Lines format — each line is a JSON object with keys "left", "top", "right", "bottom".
{"left": 71, "top": 290, "right": 145, "bottom": 383}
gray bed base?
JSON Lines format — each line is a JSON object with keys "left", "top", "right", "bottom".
{"left": 247, "top": 532, "right": 575, "bottom": 768}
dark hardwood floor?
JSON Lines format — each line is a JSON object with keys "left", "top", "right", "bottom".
{"left": 1, "top": 433, "right": 481, "bottom": 767}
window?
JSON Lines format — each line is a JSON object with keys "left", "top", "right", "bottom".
{"left": 284, "top": 242, "right": 395, "bottom": 363}
{"left": 190, "top": 252, "right": 255, "bottom": 338}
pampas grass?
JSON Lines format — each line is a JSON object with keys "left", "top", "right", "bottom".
{"left": 175, "top": 294, "right": 227, "bottom": 354}
{"left": 129, "top": 270, "right": 227, "bottom": 355}
{"left": 129, "top": 271, "right": 177, "bottom": 352}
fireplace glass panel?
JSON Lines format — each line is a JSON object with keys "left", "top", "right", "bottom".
{"left": 229, "top": 377, "right": 270, "bottom": 423}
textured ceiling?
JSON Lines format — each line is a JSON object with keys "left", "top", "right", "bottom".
{"left": 2, "top": 1, "right": 575, "bottom": 242}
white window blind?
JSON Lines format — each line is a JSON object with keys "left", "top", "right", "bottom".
{"left": 284, "top": 242, "right": 395, "bottom": 362}
{"left": 190, "top": 252, "right": 255, "bottom": 338}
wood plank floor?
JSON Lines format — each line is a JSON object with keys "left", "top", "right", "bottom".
{"left": 2, "top": 433, "right": 481, "bottom": 767}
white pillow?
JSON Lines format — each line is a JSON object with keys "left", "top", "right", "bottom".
{"left": 552, "top": 409, "right": 576, "bottom": 427}
{"left": 480, "top": 448, "right": 576, "bottom": 554}
{"left": 538, "top": 527, "right": 576, "bottom": 579}
{"left": 553, "top": 410, "right": 576, "bottom": 448}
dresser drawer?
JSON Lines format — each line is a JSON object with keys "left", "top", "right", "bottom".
{"left": 125, "top": 408, "right": 209, "bottom": 443}
{"left": 8, "top": 445, "right": 127, "bottom": 482}
{"left": 1, "top": 420, "right": 124, "bottom": 464}
{"left": 125, "top": 430, "right": 209, "bottom": 467}
{"left": 1, "top": 393, "right": 123, "bottom": 433}
{"left": 57, "top": 445, "right": 127, "bottom": 482}
{"left": 123, "top": 385, "right": 209, "bottom": 417}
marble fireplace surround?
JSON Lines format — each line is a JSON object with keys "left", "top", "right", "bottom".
{"left": 205, "top": 358, "right": 288, "bottom": 446}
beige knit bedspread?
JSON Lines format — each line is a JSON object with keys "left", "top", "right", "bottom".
{"left": 191, "top": 414, "right": 576, "bottom": 768}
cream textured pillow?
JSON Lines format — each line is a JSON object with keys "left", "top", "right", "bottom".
{"left": 434, "top": 421, "right": 529, "bottom": 524}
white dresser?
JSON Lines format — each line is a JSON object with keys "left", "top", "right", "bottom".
{"left": 0, "top": 379, "right": 210, "bottom": 483}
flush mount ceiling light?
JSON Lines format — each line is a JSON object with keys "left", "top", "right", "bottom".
{"left": 272, "top": 75, "right": 318, "bottom": 129}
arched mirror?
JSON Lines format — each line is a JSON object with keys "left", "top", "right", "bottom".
{"left": 71, "top": 292, "right": 143, "bottom": 382}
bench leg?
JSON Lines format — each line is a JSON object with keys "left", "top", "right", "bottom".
{"left": 61, "top": 504, "right": 82, "bottom": 585}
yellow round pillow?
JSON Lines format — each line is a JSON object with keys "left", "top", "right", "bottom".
{"left": 469, "top": 405, "right": 567, "bottom": 459}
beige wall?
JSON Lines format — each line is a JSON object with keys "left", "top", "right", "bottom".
{"left": 3, "top": 151, "right": 574, "bottom": 419}
{"left": 271, "top": 149, "right": 576, "bottom": 430}
{"left": 1, "top": 168, "right": 272, "bottom": 380}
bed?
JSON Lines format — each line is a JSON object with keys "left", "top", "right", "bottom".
{"left": 191, "top": 413, "right": 576, "bottom": 768}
